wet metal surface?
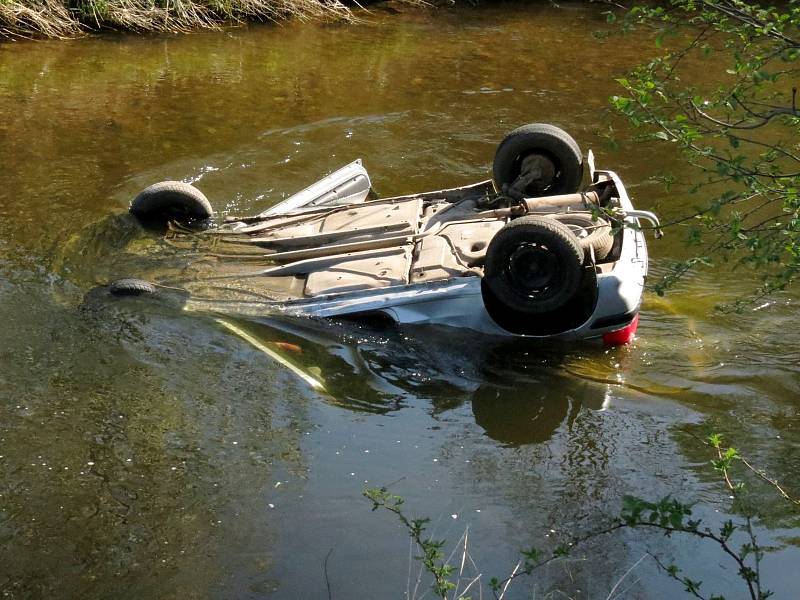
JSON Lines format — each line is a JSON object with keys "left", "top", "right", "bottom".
{"left": 1, "top": 4, "right": 799, "bottom": 598}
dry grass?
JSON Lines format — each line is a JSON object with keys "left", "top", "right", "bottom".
{"left": 0, "top": 0, "right": 82, "bottom": 38}
{"left": 0, "top": 0, "right": 391, "bottom": 39}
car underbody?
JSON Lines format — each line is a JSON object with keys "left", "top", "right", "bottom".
{"left": 112, "top": 124, "right": 661, "bottom": 346}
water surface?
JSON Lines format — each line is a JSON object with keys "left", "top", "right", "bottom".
{"left": 1, "top": 5, "right": 799, "bottom": 599}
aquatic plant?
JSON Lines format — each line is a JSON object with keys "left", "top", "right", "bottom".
{"left": 609, "top": 0, "right": 800, "bottom": 306}
{"left": 365, "top": 433, "right": 798, "bottom": 599}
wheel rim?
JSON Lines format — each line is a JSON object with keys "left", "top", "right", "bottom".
{"left": 563, "top": 223, "right": 590, "bottom": 240}
{"left": 505, "top": 243, "right": 560, "bottom": 297}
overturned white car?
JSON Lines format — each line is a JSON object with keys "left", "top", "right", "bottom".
{"left": 112, "top": 124, "right": 660, "bottom": 346}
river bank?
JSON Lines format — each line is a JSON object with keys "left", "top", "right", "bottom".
{"left": 0, "top": 0, "right": 429, "bottom": 39}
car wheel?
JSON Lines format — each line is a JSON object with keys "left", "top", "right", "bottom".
{"left": 483, "top": 215, "right": 584, "bottom": 315}
{"left": 130, "top": 181, "right": 213, "bottom": 224}
{"left": 108, "top": 278, "right": 158, "bottom": 297}
{"left": 548, "top": 213, "right": 614, "bottom": 261}
{"left": 493, "top": 123, "right": 583, "bottom": 197}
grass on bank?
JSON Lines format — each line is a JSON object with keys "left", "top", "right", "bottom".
{"left": 0, "top": 0, "right": 414, "bottom": 39}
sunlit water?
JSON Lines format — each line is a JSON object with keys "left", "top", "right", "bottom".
{"left": 1, "top": 4, "right": 798, "bottom": 598}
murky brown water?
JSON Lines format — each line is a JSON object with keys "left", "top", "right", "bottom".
{"left": 1, "top": 4, "right": 799, "bottom": 599}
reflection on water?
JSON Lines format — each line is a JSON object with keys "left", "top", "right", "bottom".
{"left": 1, "top": 3, "right": 799, "bottom": 598}
{"left": 212, "top": 315, "right": 611, "bottom": 447}
{"left": 471, "top": 380, "right": 603, "bottom": 446}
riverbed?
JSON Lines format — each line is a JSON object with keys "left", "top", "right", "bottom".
{"left": 1, "top": 4, "right": 798, "bottom": 598}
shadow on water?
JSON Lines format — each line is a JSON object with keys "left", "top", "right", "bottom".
{"left": 468, "top": 350, "right": 605, "bottom": 446}
{"left": 173, "top": 310, "right": 615, "bottom": 447}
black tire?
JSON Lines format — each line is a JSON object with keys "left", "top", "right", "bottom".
{"left": 483, "top": 215, "right": 584, "bottom": 315}
{"left": 108, "top": 278, "right": 158, "bottom": 297}
{"left": 481, "top": 269, "right": 598, "bottom": 336}
{"left": 548, "top": 213, "right": 614, "bottom": 261}
{"left": 130, "top": 181, "right": 213, "bottom": 223}
{"left": 493, "top": 124, "right": 583, "bottom": 197}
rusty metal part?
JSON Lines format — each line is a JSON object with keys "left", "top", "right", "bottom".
{"left": 478, "top": 205, "right": 525, "bottom": 219}
{"left": 521, "top": 154, "right": 556, "bottom": 181}
{"left": 505, "top": 153, "right": 557, "bottom": 200}
{"left": 475, "top": 189, "right": 604, "bottom": 218}
{"left": 522, "top": 190, "right": 601, "bottom": 213}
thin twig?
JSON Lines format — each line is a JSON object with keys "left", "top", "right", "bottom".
{"left": 497, "top": 560, "right": 521, "bottom": 600}
{"left": 605, "top": 553, "right": 649, "bottom": 600}
{"left": 324, "top": 548, "right": 334, "bottom": 600}
{"left": 686, "top": 431, "right": 800, "bottom": 505}
{"left": 648, "top": 552, "right": 709, "bottom": 600}
{"left": 739, "top": 456, "right": 800, "bottom": 506}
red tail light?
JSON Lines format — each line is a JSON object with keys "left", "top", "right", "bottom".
{"left": 602, "top": 313, "right": 639, "bottom": 346}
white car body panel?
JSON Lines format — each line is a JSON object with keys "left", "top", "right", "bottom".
{"left": 258, "top": 160, "right": 372, "bottom": 217}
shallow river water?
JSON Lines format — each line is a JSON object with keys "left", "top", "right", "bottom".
{"left": 1, "top": 4, "right": 799, "bottom": 599}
